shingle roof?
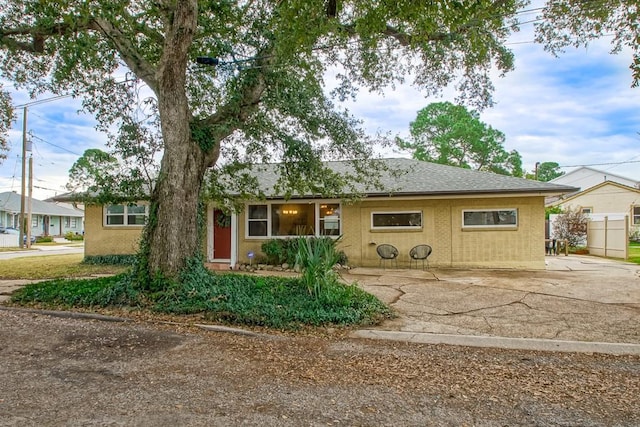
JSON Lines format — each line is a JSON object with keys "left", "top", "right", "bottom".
{"left": 248, "top": 158, "right": 578, "bottom": 198}
{"left": 0, "top": 192, "right": 84, "bottom": 217}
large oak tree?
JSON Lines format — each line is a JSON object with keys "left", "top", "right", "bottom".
{"left": 0, "top": 1, "right": 636, "bottom": 283}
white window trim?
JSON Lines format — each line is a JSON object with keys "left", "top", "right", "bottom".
{"left": 633, "top": 206, "right": 640, "bottom": 225}
{"left": 103, "top": 203, "right": 149, "bottom": 227}
{"left": 245, "top": 201, "right": 341, "bottom": 239}
{"left": 247, "top": 205, "right": 269, "bottom": 237}
{"left": 370, "top": 210, "right": 423, "bottom": 230}
{"left": 462, "top": 208, "right": 518, "bottom": 228}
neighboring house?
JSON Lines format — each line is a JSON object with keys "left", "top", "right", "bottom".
{"left": 77, "top": 158, "right": 576, "bottom": 270}
{"left": 548, "top": 166, "right": 639, "bottom": 199}
{"left": 547, "top": 181, "right": 640, "bottom": 239}
{"left": 0, "top": 191, "right": 84, "bottom": 237}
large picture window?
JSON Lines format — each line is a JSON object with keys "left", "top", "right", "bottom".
{"left": 246, "top": 202, "right": 341, "bottom": 238}
{"left": 105, "top": 204, "right": 148, "bottom": 226}
{"left": 463, "top": 209, "right": 517, "bottom": 228}
{"left": 371, "top": 211, "right": 422, "bottom": 230}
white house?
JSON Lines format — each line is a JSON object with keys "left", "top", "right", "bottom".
{"left": 0, "top": 191, "right": 84, "bottom": 238}
{"left": 547, "top": 181, "right": 640, "bottom": 240}
{"left": 549, "top": 166, "right": 640, "bottom": 193}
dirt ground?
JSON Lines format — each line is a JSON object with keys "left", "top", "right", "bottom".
{"left": 1, "top": 308, "right": 639, "bottom": 426}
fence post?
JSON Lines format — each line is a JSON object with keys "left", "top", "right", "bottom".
{"left": 625, "top": 215, "right": 629, "bottom": 260}
{"left": 604, "top": 216, "right": 608, "bottom": 258}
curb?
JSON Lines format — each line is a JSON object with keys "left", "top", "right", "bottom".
{"left": 0, "top": 305, "right": 131, "bottom": 323}
{"left": 351, "top": 330, "right": 640, "bottom": 356}
{"left": 0, "top": 306, "right": 282, "bottom": 340}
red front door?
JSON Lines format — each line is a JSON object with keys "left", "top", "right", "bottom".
{"left": 213, "top": 209, "right": 231, "bottom": 260}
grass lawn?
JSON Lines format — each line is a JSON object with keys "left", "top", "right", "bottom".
{"left": 0, "top": 253, "right": 128, "bottom": 279}
{"left": 629, "top": 242, "right": 640, "bottom": 265}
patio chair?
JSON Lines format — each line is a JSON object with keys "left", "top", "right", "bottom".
{"left": 376, "top": 244, "right": 399, "bottom": 269}
{"left": 409, "top": 244, "right": 432, "bottom": 270}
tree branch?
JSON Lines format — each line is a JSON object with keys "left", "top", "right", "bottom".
{"left": 92, "top": 18, "right": 158, "bottom": 92}
{"left": 337, "top": 23, "right": 455, "bottom": 47}
{"left": 0, "top": 22, "right": 97, "bottom": 53}
{"left": 0, "top": 18, "right": 159, "bottom": 92}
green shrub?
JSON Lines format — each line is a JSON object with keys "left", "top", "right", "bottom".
{"left": 261, "top": 237, "right": 347, "bottom": 267}
{"left": 261, "top": 239, "right": 287, "bottom": 264}
{"left": 35, "top": 235, "right": 54, "bottom": 243}
{"left": 64, "top": 231, "right": 84, "bottom": 241}
{"left": 261, "top": 238, "right": 301, "bottom": 265}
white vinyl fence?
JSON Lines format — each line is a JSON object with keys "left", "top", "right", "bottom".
{"left": 587, "top": 215, "right": 628, "bottom": 259}
{"left": 0, "top": 233, "right": 19, "bottom": 248}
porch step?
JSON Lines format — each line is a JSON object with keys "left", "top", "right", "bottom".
{"left": 205, "top": 262, "right": 232, "bottom": 271}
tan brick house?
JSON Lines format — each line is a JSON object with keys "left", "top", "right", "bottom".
{"left": 79, "top": 158, "right": 577, "bottom": 270}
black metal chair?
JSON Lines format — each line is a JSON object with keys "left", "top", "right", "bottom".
{"left": 376, "top": 244, "right": 399, "bottom": 269}
{"left": 409, "top": 244, "right": 432, "bottom": 270}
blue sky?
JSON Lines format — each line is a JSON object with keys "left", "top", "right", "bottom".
{"left": 1, "top": 20, "right": 639, "bottom": 201}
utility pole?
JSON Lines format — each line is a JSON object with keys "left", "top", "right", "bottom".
{"left": 19, "top": 107, "right": 27, "bottom": 248}
{"left": 15, "top": 93, "right": 75, "bottom": 248}
{"left": 27, "top": 154, "right": 33, "bottom": 248}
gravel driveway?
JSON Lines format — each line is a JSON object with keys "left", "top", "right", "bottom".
{"left": 1, "top": 308, "right": 639, "bottom": 426}
{"left": 1, "top": 254, "right": 639, "bottom": 425}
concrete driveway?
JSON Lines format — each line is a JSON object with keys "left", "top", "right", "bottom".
{"left": 344, "top": 255, "right": 640, "bottom": 345}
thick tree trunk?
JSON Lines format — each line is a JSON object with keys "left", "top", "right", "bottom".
{"left": 145, "top": 134, "right": 208, "bottom": 279}
{"left": 143, "top": 0, "right": 205, "bottom": 281}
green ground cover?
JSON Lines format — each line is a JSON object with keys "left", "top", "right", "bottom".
{"left": 9, "top": 261, "right": 392, "bottom": 330}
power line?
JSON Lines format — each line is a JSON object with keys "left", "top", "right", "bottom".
{"left": 13, "top": 94, "right": 74, "bottom": 109}
{"left": 559, "top": 160, "right": 640, "bottom": 168}
{"left": 29, "top": 134, "right": 82, "bottom": 157}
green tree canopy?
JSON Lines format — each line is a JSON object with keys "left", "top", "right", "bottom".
{"left": 66, "top": 148, "right": 156, "bottom": 204}
{"left": 0, "top": 0, "right": 635, "bottom": 283}
{"left": 398, "top": 102, "right": 523, "bottom": 176}
{"left": 536, "top": 1, "right": 640, "bottom": 87}
{"left": 0, "top": 88, "right": 11, "bottom": 160}
{"left": 536, "top": 161, "right": 564, "bottom": 182}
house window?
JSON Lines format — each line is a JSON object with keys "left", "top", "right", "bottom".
{"left": 463, "top": 209, "right": 517, "bottom": 228}
{"left": 64, "top": 217, "right": 78, "bottom": 228}
{"left": 31, "top": 216, "right": 38, "bottom": 227}
{"left": 105, "top": 204, "right": 148, "bottom": 226}
{"left": 633, "top": 206, "right": 640, "bottom": 225}
{"left": 320, "top": 204, "right": 340, "bottom": 236}
{"left": 581, "top": 207, "right": 592, "bottom": 215}
{"left": 371, "top": 211, "right": 422, "bottom": 230}
{"left": 272, "top": 203, "right": 315, "bottom": 236}
{"left": 247, "top": 205, "right": 268, "bottom": 236}
{"left": 246, "top": 202, "right": 341, "bottom": 238}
